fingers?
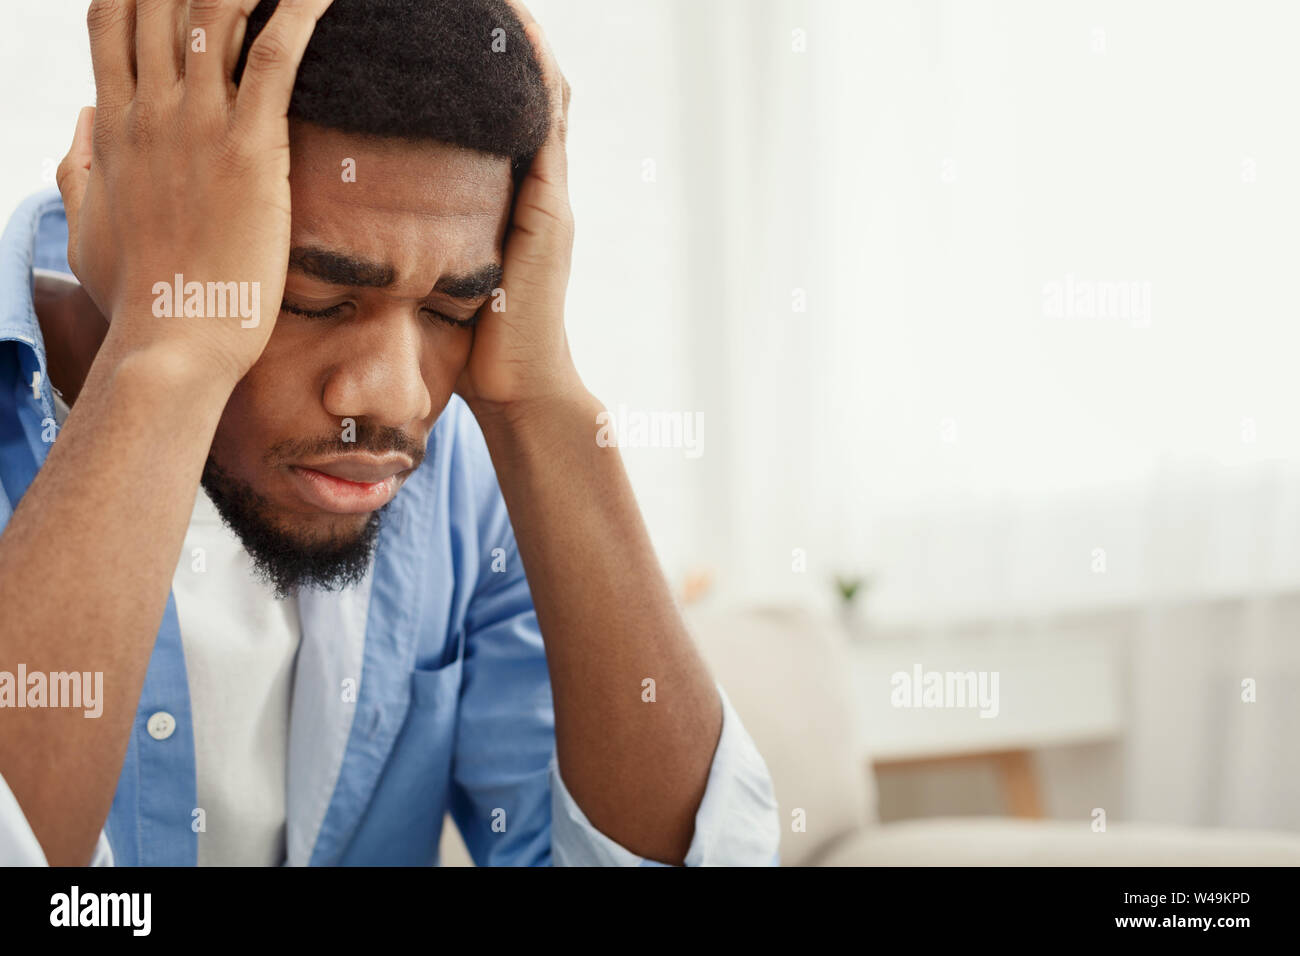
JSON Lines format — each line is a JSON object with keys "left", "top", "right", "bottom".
{"left": 183, "top": 0, "right": 260, "bottom": 93}
{"left": 502, "top": 0, "right": 568, "bottom": 132}
{"left": 221, "top": 0, "right": 264, "bottom": 85}
{"left": 234, "top": 0, "right": 335, "bottom": 132}
{"left": 56, "top": 108, "right": 96, "bottom": 273}
{"left": 501, "top": 0, "right": 537, "bottom": 29}
{"left": 86, "top": 0, "right": 136, "bottom": 116}
{"left": 502, "top": 0, "right": 569, "bottom": 141}
{"left": 135, "top": 0, "right": 184, "bottom": 93}
{"left": 521, "top": 22, "right": 569, "bottom": 191}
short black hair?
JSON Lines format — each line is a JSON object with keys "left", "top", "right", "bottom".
{"left": 235, "top": 0, "right": 551, "bottom": 187}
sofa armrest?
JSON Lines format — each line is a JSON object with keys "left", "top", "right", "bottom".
{"left": 813, "top": 817, "right": 1300, "bottom": 866}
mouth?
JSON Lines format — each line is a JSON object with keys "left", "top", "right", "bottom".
{"left": 286, "top": 455, "right": 414, "bottom": 515}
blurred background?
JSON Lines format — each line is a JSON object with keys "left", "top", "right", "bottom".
{"left": 6, "top": 0, "right": 1299, "bottom": 862}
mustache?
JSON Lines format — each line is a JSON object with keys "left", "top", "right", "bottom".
{"left": 266, "top": 423, "right": 427, "bottom": 468}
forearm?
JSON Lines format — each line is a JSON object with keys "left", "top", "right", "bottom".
{"left": 473, "top": 388, "right": 721, "bottom": 865}
{"left": 0, "top": 341, "right": 232, "bottom": 865}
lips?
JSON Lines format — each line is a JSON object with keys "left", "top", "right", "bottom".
{"left": 287, "top": 455, "right": 413, "bottom": 514}
{"left": 300, "top": 454, "right": 413, "bottom": 484}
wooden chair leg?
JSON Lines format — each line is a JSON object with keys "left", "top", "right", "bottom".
{"left": 996, "top": 749, "right": 1044, "bottom": 819}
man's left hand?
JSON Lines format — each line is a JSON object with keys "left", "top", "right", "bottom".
{"left": 456, "top": 2, "right": 582, "bottom": 420}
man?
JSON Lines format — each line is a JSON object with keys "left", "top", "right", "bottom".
{"left": 0, "top": 0, "right": 779, "bottom": 866}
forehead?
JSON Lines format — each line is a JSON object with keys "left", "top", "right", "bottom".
{"left": 286, "top": 122, "right": 513, "bottom": 289}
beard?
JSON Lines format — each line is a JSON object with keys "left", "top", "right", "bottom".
{"left": 200, "top": 455, "right": 388, "bottom": 600}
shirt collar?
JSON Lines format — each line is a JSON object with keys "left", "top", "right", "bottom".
{"left": 0, "top": 188, "right": 72, "bottom": 416}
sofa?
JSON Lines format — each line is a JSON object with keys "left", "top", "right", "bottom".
{"left": 437, "top": 606, "right": 1300, "bottom": 865}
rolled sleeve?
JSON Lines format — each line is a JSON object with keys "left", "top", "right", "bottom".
{"left": 0, "top": 770, "right": 114, "bottom": 866}
{"left": 549, "top": 683, "right": 780, "bottom": 866}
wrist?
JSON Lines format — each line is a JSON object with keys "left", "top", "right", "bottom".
{"left": 94, "top": 336, "right": 240, "bottom": 412}
{"left": 465, "top": 365, "right": 592, "bottom": 433}
{"left": 470, "top": 381, "right": 603, "bottom": 453}
{"left": 100, "top": 316, "right": 246, "bottom": 393}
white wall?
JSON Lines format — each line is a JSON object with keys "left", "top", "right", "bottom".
{"left": 16, "top": 2, "right": 1300, "bottom": 622}
{"left": 542, "top": 0, "right": 1300, "bottom": 624}
{"left": 0, "top": 2, "right": 95, "bottom": 219}
{"left": 6, "top": 0, "right": 1299, "bottom": 834}
{"left": 9, "top": 0, "right": 1300, "bottom": 612}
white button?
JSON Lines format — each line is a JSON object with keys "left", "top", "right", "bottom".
{"left": 146, "top": 712, "right": 176, "bottom": 740}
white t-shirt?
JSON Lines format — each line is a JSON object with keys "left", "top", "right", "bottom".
{"left": 52, "top": 390, "right": 301, "bottom": 866}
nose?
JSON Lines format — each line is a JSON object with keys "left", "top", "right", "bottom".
{"left": 320, "top": 305, "right": 434, "bottom": 429}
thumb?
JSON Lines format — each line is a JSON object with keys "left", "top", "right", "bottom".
{"left": 55, "top": 106, "right": 94, "bottom": 273}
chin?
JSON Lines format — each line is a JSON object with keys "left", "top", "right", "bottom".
{"left": 286, "top": 507, "right": 379, "bottom": 543}
{"left": 201, "top": 456, "right": 389, "bottom": 598}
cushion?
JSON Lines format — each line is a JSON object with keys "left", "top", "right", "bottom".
{"left": 687, "top": 607, "right": 877, "bottom": 866}
{"left": 816, "top": 817, "right": 1300, "bottom": 866}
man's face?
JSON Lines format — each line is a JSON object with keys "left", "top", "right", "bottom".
{"left": 201, "top": 122, "right": 513, "bottom": 596}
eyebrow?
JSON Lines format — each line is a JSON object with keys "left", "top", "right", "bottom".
{"left": 287, "top": 245, "right": 502, "bottom": 301}
{"left": 435, "top": 263, "right": 503, "bottom": 301}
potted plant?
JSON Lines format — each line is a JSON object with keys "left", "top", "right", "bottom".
{"left": 833, "top": 573, "right": 873, "bottom": 639}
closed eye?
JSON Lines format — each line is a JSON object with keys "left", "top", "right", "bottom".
{"left": 425, "top": 308, "right": 479, "bottom": 330}
{"left": 280, "top": 300, "right": 347, "bottom": 319}
{"left": 280, "top": 299, "right": 478, "bottom": 329}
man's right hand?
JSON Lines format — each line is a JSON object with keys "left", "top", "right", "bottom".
{"left": 57, "top": 0, "right": 335, "bottom": 387}
{"left": 0, "top": 0, "right": 334, "bottom": 867}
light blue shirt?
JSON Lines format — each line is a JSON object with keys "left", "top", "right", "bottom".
{"left": 0, "top": 189, "right": 780, "bottom": 866}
